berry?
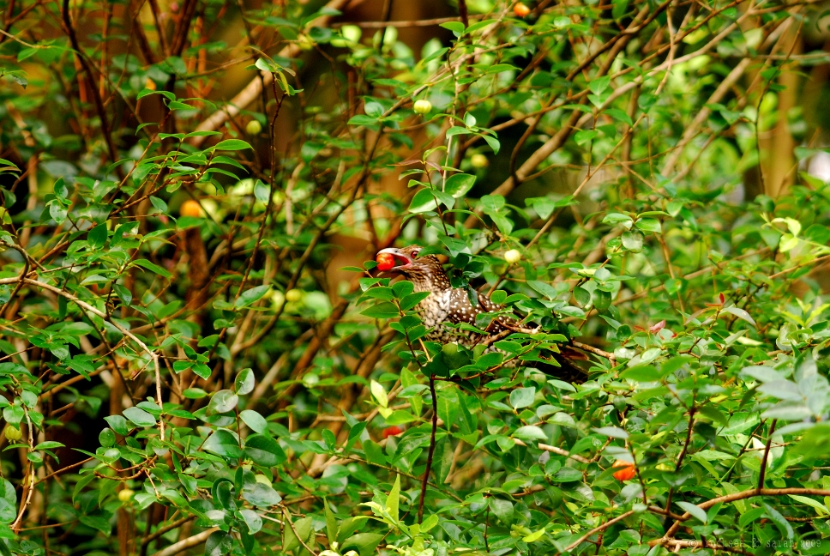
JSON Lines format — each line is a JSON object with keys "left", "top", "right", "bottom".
{"left": 383, "top": 426, "right": 403, "bottom": 438}
{"left": 298, "top": 35, "right": 314, "bottom": 51}
{"left": 270, "top": 289, "right": 285, "bottom": 309}
{"left": 179, "top": 199, "right": 202, "bottom": 217}
{"left": 514, "top": 2, "right": 531, "bottom": 17}
{"left": 246, "top": 120, "right": 262, "bottom": 135}
{"left": 332, "top": 25, "right": 362, "bottom": 47}
{"left": 285, "top": 289, "right": 303, "bottom": 303}
{"left": 504, "top": 249, "right": 522, "bottom": 264}
{"left": 413, "top": 99, "right": 432, "bottom": 115}
{"left": 612, "top": 460, "right": 636, "bottom": 481}
{"left": 4, "top": 426, "right": 22, "bottom": 442}
{"left": 470, "top": 154, "right": 489, "bottom": 168}
{"left": 118, "top": 489, "right": 134, "bottom": 502}
{"left": 376, "top": 252, "right": 395, "bottom": 271}
{"left": 342, "top": 25, "right": 362, "bottom": 44}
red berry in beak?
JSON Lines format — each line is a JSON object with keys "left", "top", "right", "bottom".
{"left": 376, "top": 252, "right": 395, "bottom": 271}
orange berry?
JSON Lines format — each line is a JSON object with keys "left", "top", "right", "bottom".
{"left": 383, "top": 426, "right": 403, "bottom": 438}
{"left": 514, "top": 2, "right": 531, "bottom": 17}
{"left": 612, "top": 459, "right": 636, "bottom": 481}
{"left": 179, "top": 199, "right": 202, "bottom": 218}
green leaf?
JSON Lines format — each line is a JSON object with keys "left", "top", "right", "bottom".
{"left": 387, "top": 475, "right": 400, "bottom": 522}
{"left": 0, "top": 480, "right": 16, "bottom": 523}
{"left": 551, "top": 467, "right": 583, "bottom": 483}
{"left": 341, "top": 533, "right": 384, "bottom": 556}
{"left": 88, "top": 224, "right": 108, "bottom": 248}
{"left": 439, "top": 21, "right": 465, "bottom": 36}
{"left": 635, "top": 218, "right": 661, "bottom": 233}
{"left": 574, "top": 129, "right": 598, "bottom": 145}
{"left": 787, "top": 494, "right": 829, "bottom": 516}
{"left": 235, "top": 285, "right": 270, "bottom": 308}
{"left": 239, "top": 509, "right": 262, "bottom": 534}
{"left": 677, "top": 501, "right": 707, "bottom": 524}
{"left": 325, "top": 498, "right": 337, "bottom": 544}
{"left": 240, "top": 409, "right": 268, "bottom": 433}
{"left": 131, "top": 259, "right": 172, "bottom": 279}
{"left": 724, "top": 307, "right": 756, "bottom": 326}
{"left": 514, "top": 426, "right": 547, "bottom": 441}
{"left": 604, "top": 107, "right": 633, "bottom": 125}
{"left": 621, "top": 231, "right": 643, "bottom": 251}
{"left": 235, "top": 368, "right": 255, "bottom": 395}
{"left": 205, "top": 531, "right": 234, "bottom": 556}
{"left": 371, "top": 380, "right": 388, "bottom": 408}
{"left": 762, "top": 502, "right": 793, "bottom": 539}
{"left": 445, "top": 173, "right": 476, "bottom": 198}
{"left": 621, "top": 365, "right": 660, "bottom": 382}
{"left": 123, "top": 407, "right": 156, "bottom": 427}
{"left": 593, "top": 426, "right": 629, "bottom": 439}
{"left": 214, "top": 139, "right": 252, "bottom": 150}
{"left": 283, "top": 516, "right": 313, "bottom": 552}
{"left": 245, "top": 434, "right": 286, "bottom": 467}
{"left": 203, "top": 429, "right": 243, "bottom": 458}
{"left": 409, "top": 188, "right": 440, "bottom": 213}
{"left": 207, "top": 389, "right": 239, "bottom": 415}
{"left": 603, "top": 212, "right": 633, "bottom": 225}
{"left": 242, "top": 481, "right": 282, "bottom": 507}
{"left": 490, "top": 498, "right": 513, "bottom": 524}
{"left": 361, "top": 302, "right": 399, "bottom": 319}
{"left": 104, "top": 415, "right": 130, "bottom": 435}
{"left": 612, "top": 0, "right": 630, "bottom": 19}
{"left": 522, "top": 526, "right": 547, "bottom": 542}
{"left": 741, "top": 365, "right": 785, "bottom": 382}
{"left": 510, "top": 387, "right": 536, "bottom": 409}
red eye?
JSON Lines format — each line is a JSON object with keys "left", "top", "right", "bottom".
{"left": 411, "top": 249, "right": 420, "bottom": 258}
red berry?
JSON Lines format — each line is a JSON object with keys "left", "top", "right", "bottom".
{"left": 383, "top": 426, "right": 403, "bottom": 438}
{"left": 376, "top": 253, "right": 395, "bottom": 271}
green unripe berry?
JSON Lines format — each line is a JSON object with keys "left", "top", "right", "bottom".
{"left": 504, "top": 249, "right": 522, "bottom": 264}
{"left": 413, "top": 99, "right": 432, "bottom": 115}
{"left": 471, "top": 154, "right": 489, "bottom": 168}
{"left": 118, "top": 489, "right": 134, "bottom": 502}
{"left": 246, "top": 120, "right": 262, "bottom": 135}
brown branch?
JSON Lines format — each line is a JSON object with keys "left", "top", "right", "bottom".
{"left": 757, "top": 419, "right": 777, "bottom": 490}
{"left": 418, "top": 375, "right": 439, "bottom": 523}
{"left": 512, "top": 438, "right": 592, "bottom": 464}
{"left": 60, "top": 0, "right": 119, "bottom": 167}
{"left": 0, "top": 276, "right": 164, "bottom": 440}
{"left": 150, "top": 528, "right": 217, "bottom": 556}
{"left": 332, "top": 15, "right": 488, "bottom": 28}
{"left": 560, "top": 510, "right": 635, "bottom": 554}
{"left": 658, "top": 488, "right": 830, "bottom": 543}
{"left": 189, "top": 0, "right": 351, "bottom": 144}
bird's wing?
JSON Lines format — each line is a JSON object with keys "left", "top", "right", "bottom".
{"left": 446, "top": 287, "right": 529, "bottom": 333}
{"left": 446, "top": 288, "right": 479, "bottom": 325}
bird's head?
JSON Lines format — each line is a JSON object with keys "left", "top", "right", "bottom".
{"left": 376, "top": 245, "right": 450, "bottom": 292}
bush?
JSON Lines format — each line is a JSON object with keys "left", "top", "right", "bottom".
{"left": 1, "top": 0, "right": 830, "bottom": 555}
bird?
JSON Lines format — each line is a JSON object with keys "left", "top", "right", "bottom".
{"left": 376, "top": 244, "right": 589, "bottom": 383}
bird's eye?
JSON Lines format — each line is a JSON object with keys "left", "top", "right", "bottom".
{"left": 411, "top": 249, "right": 420, "bottom": 258}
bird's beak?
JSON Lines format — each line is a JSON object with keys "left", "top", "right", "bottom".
{"left": 377, "top": 247, "right": 413, "bottom": 271}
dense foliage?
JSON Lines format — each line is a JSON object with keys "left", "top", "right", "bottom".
{"left": 1, "top": 0, "right": 830, "bottom": 554}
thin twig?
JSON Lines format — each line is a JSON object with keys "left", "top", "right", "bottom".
{"left": 418, "top": 375, "right": 439, "bottom": 523}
